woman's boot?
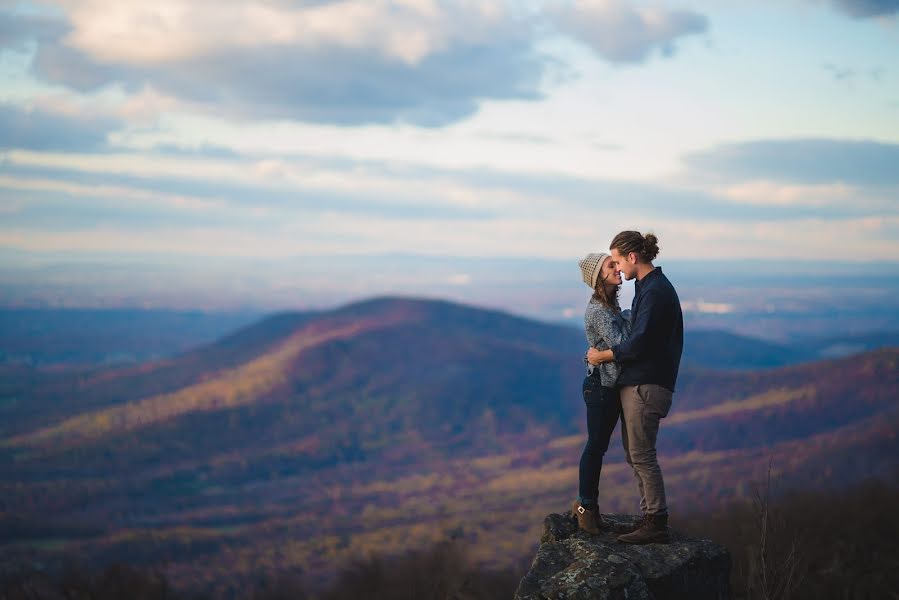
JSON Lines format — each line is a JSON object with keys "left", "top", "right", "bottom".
{"left": 571, "top": 499, "right": 606, "bottom": 534}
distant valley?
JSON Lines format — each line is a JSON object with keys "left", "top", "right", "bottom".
{"left": 0, "top": 308, "right": 262, "bottom": 366}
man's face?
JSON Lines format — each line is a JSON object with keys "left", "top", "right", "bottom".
{"left": 611, "top": 248, "right": 637, "bottom": 281}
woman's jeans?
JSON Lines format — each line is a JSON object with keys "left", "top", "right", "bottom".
{"left": 578, "top": 375, "right": 621, "bottom": 510}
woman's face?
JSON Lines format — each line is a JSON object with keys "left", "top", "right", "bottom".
{"left": 600, "top": 257, "right": 622, "bottom": 286}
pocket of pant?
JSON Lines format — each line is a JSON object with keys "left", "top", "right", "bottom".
{"left": 634, "top": 384, "right": 649, "bottom": 405}
{"left": 639, "top": 385, "right": 672, "bottom": 418}
{"left": 660, "top": 390, "right": 672, "bottom": 417}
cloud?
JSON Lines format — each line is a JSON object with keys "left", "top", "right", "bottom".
{"left": 55, "top": 0, "right": 507, "bottom": 67}
{"left": 709, "top": 181, "right": 860, "bottom": 207}
{"left": 0, "top": 103, "right": 119, "bottom": 151}
{"left": 12, "top": 1, "right": 712, "bottom": 127}
{"left": 548, "top": 0, "right": 708, "bottom": 63}
{"left": 1, "top": 144, "right": 897, "bottom": 269}
{"left": 150, "top": 143, "right": 240, "bottom": 159}
{"left": 684, "top": 139, "right": 899, "bottom": 186}
{"left": 4, "top": 146, "right": 896, "bottom": 233}
{"left": 23, "top": 0, "right": 545, "bottom": 127}
{"left": 447, "top": 273, "right": 472, "bottom": 286}
{"left": 0, "top": 154, "right": 500, "bottom": 220}
{"left": 822, "top": 63, "right": 856, "bottom": 82}
{"left": 829, "top": 0, "right": 899, "bottom": 18}
{"left": 0, "top": 182, "right": 232, "bottom": 231}
{"left": 458, "top": 166, "right": 893, "bottom": 221}
{"left": 0, "top": 10, "right": 64, "bottom": 50}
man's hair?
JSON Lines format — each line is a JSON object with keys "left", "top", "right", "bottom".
{"left": 610, "top": 231, "right": 660, "bottom": 263}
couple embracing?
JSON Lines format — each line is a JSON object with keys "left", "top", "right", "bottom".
{"left": 573, "top": 230, "right": 684, "bottom": 545}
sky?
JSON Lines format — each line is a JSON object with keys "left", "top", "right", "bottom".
{"left": 0, "top": 0, "right": 897, "bottom": 315}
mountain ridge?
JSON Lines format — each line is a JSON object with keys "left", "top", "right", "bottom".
{"left": 4, "top": 296, "right": 898, "bottom": 372}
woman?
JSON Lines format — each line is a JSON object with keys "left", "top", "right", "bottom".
{"left": 572, "top": 252, "right": 630, "bottom": 534}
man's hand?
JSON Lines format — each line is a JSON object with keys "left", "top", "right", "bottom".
{"left": 587, "top": 347, "right": 614, "bottom": 365}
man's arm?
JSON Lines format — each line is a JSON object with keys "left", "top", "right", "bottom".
{"left": 609, "top": 290, "right": 659, "bottom": 363}
{"left": 587, "top": 347, "right": 613, "bottom": 365}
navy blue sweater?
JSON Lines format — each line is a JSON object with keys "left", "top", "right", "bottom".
{"left": 611, "top": 267, "right": 684, "bottom": 392}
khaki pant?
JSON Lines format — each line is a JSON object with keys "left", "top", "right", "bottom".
{"left": 620, "top": 384, "right": 672, "bottom": 516}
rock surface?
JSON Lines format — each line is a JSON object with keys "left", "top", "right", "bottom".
{"left": 515, "top": 512, "right": 731, "bottom": 600}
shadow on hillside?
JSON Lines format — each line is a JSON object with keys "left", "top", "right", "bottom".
{"left": 2, "top": 476, "right": 897, "bottom": 599}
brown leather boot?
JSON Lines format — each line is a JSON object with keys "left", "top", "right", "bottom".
{"left": 617, "top": 513, "right": 670, "bottom": 544}
{"left": 571, "top": 499, "right": 607, "bottom": 535}
{"left": 615, "top": 513, "right": 648, "bottom": 534}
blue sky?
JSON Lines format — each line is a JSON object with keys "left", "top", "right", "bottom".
{"left": 0, "top": 0, "right": 897, "bottom": 313}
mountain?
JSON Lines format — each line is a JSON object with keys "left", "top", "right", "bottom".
{"left": 1, "top": 297, "right": 586, "bottom": 464}
{"left": 811, "top": 330, "right": 899, "bottom": 359}
{"left": 0, "top": 310, "right": 319, "bottom": 439}
{"left": 681, "top": 329, "right": 803, "bottom": 370}
{"left": 1, "top": 297, "right": 896, "bottom": 595}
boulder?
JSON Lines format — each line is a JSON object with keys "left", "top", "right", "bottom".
{"left": 515, "top": 512, "right": 731, "bottom": 600}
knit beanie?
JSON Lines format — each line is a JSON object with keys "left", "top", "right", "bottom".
{"left": 579, "top": 252, "right": 610, "bottom": 289}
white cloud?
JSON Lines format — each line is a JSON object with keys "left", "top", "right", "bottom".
{"left": 55, "top": 0, "right": 508, "bottom": 66}
{"left": 0, "top": 173, "right": 225, "bottom": 212}
{"left": 29, "top": 0, "right": 542, "bottom": 126}
{"left": 548, "top": 0, "right": 708, "bottom": 63}
{"left": 0, "top": 149, "right": 541, "bottom": 215}
{"left": 712, "top": 181, "right": 856, "bottom": 206}
{"left": 447, "top": 273, "right": 472, "bottom": 285}
{"left": 118, "top": 86, "right": 182, "bottom": 123}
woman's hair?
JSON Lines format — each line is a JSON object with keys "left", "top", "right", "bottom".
{"left": 610, "top": 230, "right": 659, "bottom": 263}
{"left": 591, "top": 262, "right": 620, "bottom": 311}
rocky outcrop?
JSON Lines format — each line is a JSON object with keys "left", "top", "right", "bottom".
{"left": 515, "top": 512, "right": 731, "bottom": 600}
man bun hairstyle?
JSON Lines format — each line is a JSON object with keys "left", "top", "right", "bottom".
{"left": 610, "top": 230, "right": 660, "bottom": 263}
{"left": 642, "top": 233, "right": 660, "bottom": 262}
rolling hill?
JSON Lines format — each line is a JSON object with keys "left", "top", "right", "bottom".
{"left": 1, "top": 297, "right": 896, "bottom": 595}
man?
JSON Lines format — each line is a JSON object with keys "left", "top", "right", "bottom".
{"left": 587, "top": 230, "right": 683, "bottom": 544}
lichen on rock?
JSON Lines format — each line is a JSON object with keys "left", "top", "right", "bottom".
{"left": 515, "top": 512, "right": 731, "bottom": 600}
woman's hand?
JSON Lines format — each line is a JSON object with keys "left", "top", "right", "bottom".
{"left": 586, "top": 347, "right": 614, "bottom": 365}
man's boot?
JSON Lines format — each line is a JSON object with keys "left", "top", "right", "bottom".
{"left": 617, "top": 513, "right": 670, "bottom": 544}
{"left": 614, "top": 513, "right": 647, "bottom": 534}
{"left": 571, "top": 499, "right": 607, "bottom": 535}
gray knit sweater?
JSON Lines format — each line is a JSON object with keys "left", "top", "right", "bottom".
{"left": 584, "top": 300, "right": 632, "bottom": 387}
